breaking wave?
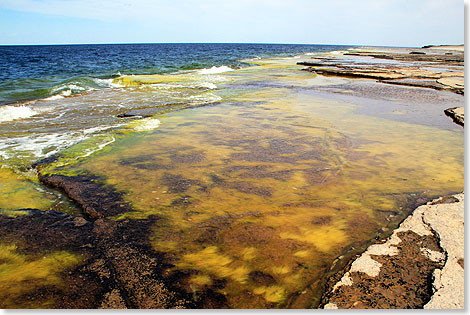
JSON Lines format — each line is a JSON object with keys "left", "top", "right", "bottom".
{"left": 198, "top": 66, "right": 235, "bottom": 75}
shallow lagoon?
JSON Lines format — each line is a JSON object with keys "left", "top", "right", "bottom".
{"left": 0, "top": 55, "right": 464, "bottom": 308}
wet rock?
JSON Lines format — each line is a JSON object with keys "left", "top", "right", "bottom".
{"left": 380, "top": 79, "right": 456, "bottom": 93}
{"left": 342, "top": 51, "right": 464, "bottom": 65}
{"left": 31, "top": 154, "right": 61, "bottom": 169}
{"left": 429, "top": 195, "right": 459, "bottom": 205}
{"left": 117, "top": 108, "right": 160, "bottom": 118}
{"left": 297, "top": 61, "right": 338, "bottom": 67}
{"left": 304, "top": 66, "right": 408, "bottom": 80}
{"left": 444, "top": 107, "right": 464, "bottom": 126}
{"left": 300, "top": 48, "right": 464, "bottom": 95}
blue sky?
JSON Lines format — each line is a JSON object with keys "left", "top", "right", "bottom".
{"left": 0, "top": 0, "right": 464, "bottom": 46}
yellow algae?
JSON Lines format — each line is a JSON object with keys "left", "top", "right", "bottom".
{"left": 271, "top": 266, "right": 291, "bottom": 275}
{"left": 282, "top": 271, "right": 303, "bottom": 285}
{"left": 294, "top": 250, "right": 311, "bottom": 258}
{"left": 281, "top": 222, "right": 348, "bottom": 252}
{"left": 0, "top": 168, "right": 54, "bottom": 210}
{"left": 0, "top": 209, "right": 29, "bottom": 218}
{"left": 253, "top": 285, "right": 287, "bottom": 304}
{"left": 0, "top": 243, "right": 82, "bottom": 308}
{"left": 241, "top": 247, "right": 257, "bottom": 261}
{"left": 114, "top": 74, "right": 200, "bottom": 86}
{"left": 178, "top": 246, "right": 250, "bottom": 284}
{"left": 189, "top": 274, "right": 213, "bottom": 287}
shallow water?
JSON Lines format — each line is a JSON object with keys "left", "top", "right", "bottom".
{"left": 0, "top": 54, "right": 464, "bottom": 308}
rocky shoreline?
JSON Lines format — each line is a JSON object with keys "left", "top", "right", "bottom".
{"left": 321, "top": 193, "right": 464, "bottom": 309}
{"left": 303, "top": 46, "right": 465, "bottom": 309}
{"left": 298, "top": 45, "right": 464, "bottom": 96}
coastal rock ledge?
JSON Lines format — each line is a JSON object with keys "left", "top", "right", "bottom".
{"left": 322, "top": 193, "right": 464, "bottom": 309}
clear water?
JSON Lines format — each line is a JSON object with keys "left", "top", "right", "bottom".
{"left": 0, "top": 45, "right": 463, "bottom": 308}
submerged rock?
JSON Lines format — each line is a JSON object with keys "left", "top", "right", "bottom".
{"left": 0, "top": 208, "right": 191, "bottom": 309}
{"left": 38, "top": 174, "right": 133, "bottom": 220}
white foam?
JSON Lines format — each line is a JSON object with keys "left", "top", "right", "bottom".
{"left": 0, "top": 132, "right": 85, "bottom": 160}
{"left": 82, "top": 125, "right": 124, "bottom": 135}
{"left": 51, "top": 84, "right": 87, "bottom": 94}
{"left": 0, "top": 122, "right": 124, "bottom": 163}
{"left": 0, "top": 105, "right": 39, "bottom": 122}
{"left": 198, "top": 66, "right": 234, "bottom": 75}
{"left": 43, "top": 94, "right": 65, "bottom": 101}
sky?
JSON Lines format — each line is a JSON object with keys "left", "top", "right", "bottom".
{"left": 0, "top": 0, "right": 464, "bottom": 47}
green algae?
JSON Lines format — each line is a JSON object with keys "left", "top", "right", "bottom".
{"left": 0, "top": 167, "right": 55, "bottom": 211}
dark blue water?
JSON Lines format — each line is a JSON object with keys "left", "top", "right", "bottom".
{"left": 0, "top": 43, "right": 352, "bottom": 105}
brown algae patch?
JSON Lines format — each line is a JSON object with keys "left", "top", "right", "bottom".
{"left": 34, "top": 57, "right": 464, "bottom": 308}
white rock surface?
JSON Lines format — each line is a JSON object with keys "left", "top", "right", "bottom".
{"left": 324, "top": 193, "right": 464, "bottom": 309}
{"left": 423, "top": 193, "right": 464, "bottom": 309}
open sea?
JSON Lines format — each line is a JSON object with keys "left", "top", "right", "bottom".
{"left": 0, "top": 43, "right": 463, "bottom": 308}
{"left": 0, "top": 43, "right": 349, "bottom": 105}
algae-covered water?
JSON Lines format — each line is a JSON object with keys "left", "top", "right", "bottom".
{"left": 0, "top": 50, "right": 464, "bottom": 308}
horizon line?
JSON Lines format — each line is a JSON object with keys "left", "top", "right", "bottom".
{"left": 0, "top": 42, "right": 438, "bottom": 49}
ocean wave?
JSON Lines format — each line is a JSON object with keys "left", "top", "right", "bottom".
{"left": 198, "top": 66, "right": 234, "bottom": 75}
{"left": 0, "top": 105, "right": 39, "bottom": 123}
{"left": 42, "top": 77, "right": 124, "bottom": 102}
{"left": 92, "top": 78, "right": 125, "bottom": 88}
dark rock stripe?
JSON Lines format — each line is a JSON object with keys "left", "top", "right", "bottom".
{"left": 38, "top": 174, "right": 133, "bottom": 220}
